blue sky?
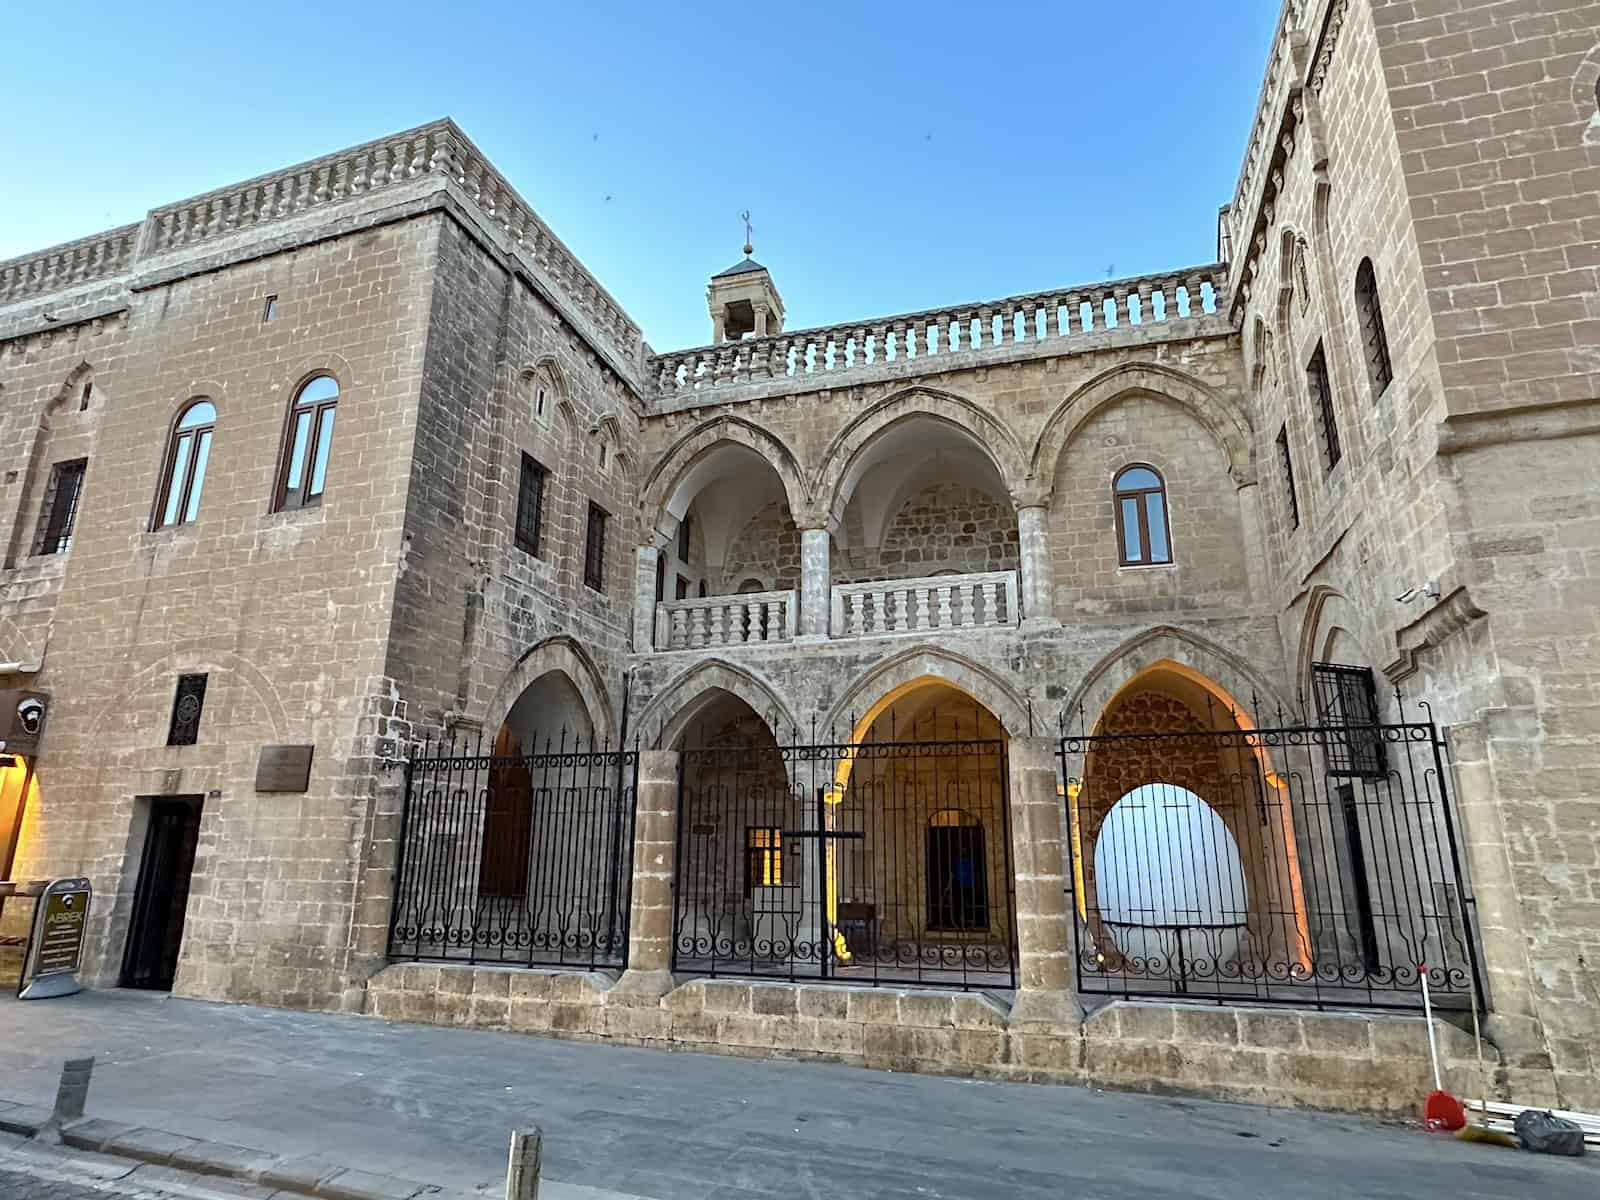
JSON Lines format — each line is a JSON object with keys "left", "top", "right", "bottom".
{"left": 3, "top": 1, "right": 1280, "bottom": 352}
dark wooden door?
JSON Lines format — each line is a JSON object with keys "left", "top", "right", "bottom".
{"left": 479, "top": 726, "right": 533, "bottom": 897}
{"left": 927, "top": 824, "right": 988, "bottom": 931}
{"left": 121, "top": 797, "right": 203, "bottom": 990}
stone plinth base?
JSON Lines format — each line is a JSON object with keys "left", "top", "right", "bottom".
{"left": 365, "top": 964, "right": 1518, "bottom": 1117}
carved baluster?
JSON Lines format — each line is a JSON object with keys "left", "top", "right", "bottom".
{"left": 712, "top": 603, "right": 729, "bottom": 646}
{"left": 956, "top": 581, "right": 975, "bottom": 627}
{"left": 671, "top": 607, "right": 688, "bottom": 650}
{"left": 980, "top": 580, "right": 999, "bottom": 626}
{"left": 935, "top": 585, "right": 952, "bottom": 628}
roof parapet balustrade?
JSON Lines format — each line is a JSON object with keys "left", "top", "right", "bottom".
{"left": 650, "top": 264, "right": 1228, "bottom": 400}
{"left": 0, "top": 225, "right": 140, "bottom": 305}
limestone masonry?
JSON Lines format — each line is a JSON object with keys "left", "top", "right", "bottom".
{"left": 1, "top": 0, "right": 1596, "bottom": 1115}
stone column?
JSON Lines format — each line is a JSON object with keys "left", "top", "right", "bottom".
{"left": 632, "top": 545, "right": 660, "bottom": 652}
{"left": 1446, "top": 720, "right": 1554, "bottom": 1082}
{"left": 1006, "top": 736, "right": 1081, "bottom": 1027}
{"left": 615, "top": 750, "right": 679, "bottom": 1001}
{"left": 798, "top": 527, "right": 831, "bottom": 639}
{"left": 1015, "top": 504, "right": 1056, "bottom": 626}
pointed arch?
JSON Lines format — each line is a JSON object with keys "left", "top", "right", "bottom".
{"left": 0, "top": 615, "right": 39, "bottom": 668}
{"left": 637, "top": 658, "right": 797, "bottom": 749}
{"left": 639, "top": 414, "right": 808, "bottom": 535}
{"left": 85, "top": 647, "right": 290, "bottom": 743}
{"left": 484, "top": 634, "right": 616, "bottom": 742}
{"left": 1062, "top": 625, "right": 1292, "bottom": 734}
{"left": 1031, "top": 363, "right": 1254, "bottom": 495}
{"left": 813, "top": 387, "right": 1028, "bottom": 528}
{"left": 822, "top": 644, "right": 1029, "bottom": 738}
{"left": 45, "top": 360, "right": 95, "bottom": 422}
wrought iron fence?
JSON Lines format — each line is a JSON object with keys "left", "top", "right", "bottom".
{"left": 673, "top": 716, "right": 1016, "bottom": 990}
{"left": 1057, "top": 696, "right": 1481, "bottom": 1010}
{"left": 387, "top": 731, "right": 638, "bottom": 969}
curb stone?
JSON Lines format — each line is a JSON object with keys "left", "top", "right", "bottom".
{"left": 0, "top": 1095, "right": 462, "bottom": 1200}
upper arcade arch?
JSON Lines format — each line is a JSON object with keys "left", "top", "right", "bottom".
{"left": 813, "top": 388, "right": 1028, "bottom": 530}
{"left": 639, "top": 415, "right": 810, "bottom": 539}
{"left": 1029, "top": 364, "right": 1255, "bottom": 498}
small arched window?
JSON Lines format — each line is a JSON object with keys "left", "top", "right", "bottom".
{"left": 275, "top": 376, "right": 339, "bottom": 511}
{"left": 1113, "top": 465, "right": 1172, "bottom": 566}
{"left": 1353, "top": 258, "right": 1393, "bottom": 398}
{"left": 155, "top": 400, "right": 216, "bottom": 529}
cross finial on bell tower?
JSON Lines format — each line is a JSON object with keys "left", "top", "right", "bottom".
{"left": 707, "top": 214, "right": 784, "bottom": 342}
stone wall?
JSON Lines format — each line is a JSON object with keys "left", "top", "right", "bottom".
{"left": 366, "top": 964, "right": 1520, "bottom": 1117}
{"left": 0, "top": 214, "right": 438, "bottom": 1007}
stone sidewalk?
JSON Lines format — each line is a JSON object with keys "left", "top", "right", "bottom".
{"left": 0, "top": 989, "right": 1594, "bottom": 1200}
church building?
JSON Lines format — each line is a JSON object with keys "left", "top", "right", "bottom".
{"left": 1, "top": 0, "right": 1596, "bottom": 1113}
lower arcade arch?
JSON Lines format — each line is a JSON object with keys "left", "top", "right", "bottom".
{"left": 386, "top": 667, "right": 635, "bottom": 970}
{"left": 1066, "top": 663, "right": 1314, "bottom": 997}
{"left": 670, "top": 679, "right": 1018, "bottom": 989}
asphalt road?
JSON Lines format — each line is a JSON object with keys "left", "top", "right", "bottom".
{"left": 0, "top": 989, "right": 1593, "bottom": 1200}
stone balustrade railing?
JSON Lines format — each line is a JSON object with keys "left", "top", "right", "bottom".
{"left": 651, "top": 265, "right": 1226, "bottom": 396}
{"left": 0, "top": 224, "right": 140, "bottom": 305}
{"left": 1, "top": 121, "right": 644, "bottom": 375}
{"left": 831, "top": 570, "right": 1020, "bottom": 638}
{"left": 141, "top": 120, "right": 642, "bottom": 366}
{"left": 655, "top": 589, "right": 798, "bottom": 651}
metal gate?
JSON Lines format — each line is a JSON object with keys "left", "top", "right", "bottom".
{"left": 387, "top": 731, "right": 639, "bottom": 969}
{"left": 672, "top": 721, "right": 1016, "bottom": 990}
{"left": 1058, "top": 689, "right": 1482, "bottom": 1010}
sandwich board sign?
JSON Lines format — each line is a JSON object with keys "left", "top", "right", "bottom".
{"left": 18, "top": 876, "right": 91, "bottom": 999}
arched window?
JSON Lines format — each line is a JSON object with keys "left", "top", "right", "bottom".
{"left": 1353, "top": 258, "right": 1393, "bottom": 398}
{"left": 154, "top": 400, "right": 216, "bottom": 529}
{"left": 1113, "top": 465, "right": 1172, "bottom": 566}
{"left": 275, "top": 376, "right": 339, "bottom": 511}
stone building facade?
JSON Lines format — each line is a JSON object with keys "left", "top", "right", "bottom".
{"left": 1, "top": 0, "right": 1596, "bottom": 1114}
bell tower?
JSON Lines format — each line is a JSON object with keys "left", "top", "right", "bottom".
{"left": 707, "top": 213, "right": 785, "bottom": 343}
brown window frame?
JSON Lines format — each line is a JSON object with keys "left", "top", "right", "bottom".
{"left": 515, "top": 453, "right": 548, "bottom": 556}
{"left": 745, "top": 826, "right": 788, "bottom": 894}
{"left": 1354, "top": 259, "right": 1393, "bottom": 400}
{"left": 1306, "top": 342, "right": 1342, "bottom": 472}
{"left": 32, "top": 458, "right": 88, "bottom": 556}
{"left": 583, "top": 502, "right": 608, "bottom": 593}
{"left": 1276, "top": 423, "right": 1300, "bottom": 531}
{"left": 153, "top": 400, "right": 216, "bottom": 530}
{"left": 1112, "top": 463, "right": 1173, "bottom": 567}
{"left": 273, "top": 376, "right": 339, "bottom": 513}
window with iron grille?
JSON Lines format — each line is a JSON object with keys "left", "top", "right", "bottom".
{"left": 1354, "top": 259, "right": 1393, "bottom": 399}
{"left": 583, "top": 502, "right": 608, "bottom": 592}
{"left": 1306, "top": 342, "right": 1342, "bottom": 472}
{"left": 167, "top": 673, "right": 209, "bottom": 747}
{"left": 1311, "top": 661, "right": 1386, "bottom": 779}
{"left": 1275, "top": 424, "right": 1299, "bottom": 530}
{"left": 32, "top": 459, "right": 88, "bottom": 556}
{"left": 515, "top": 453, "right": 547, "bottom": 556}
